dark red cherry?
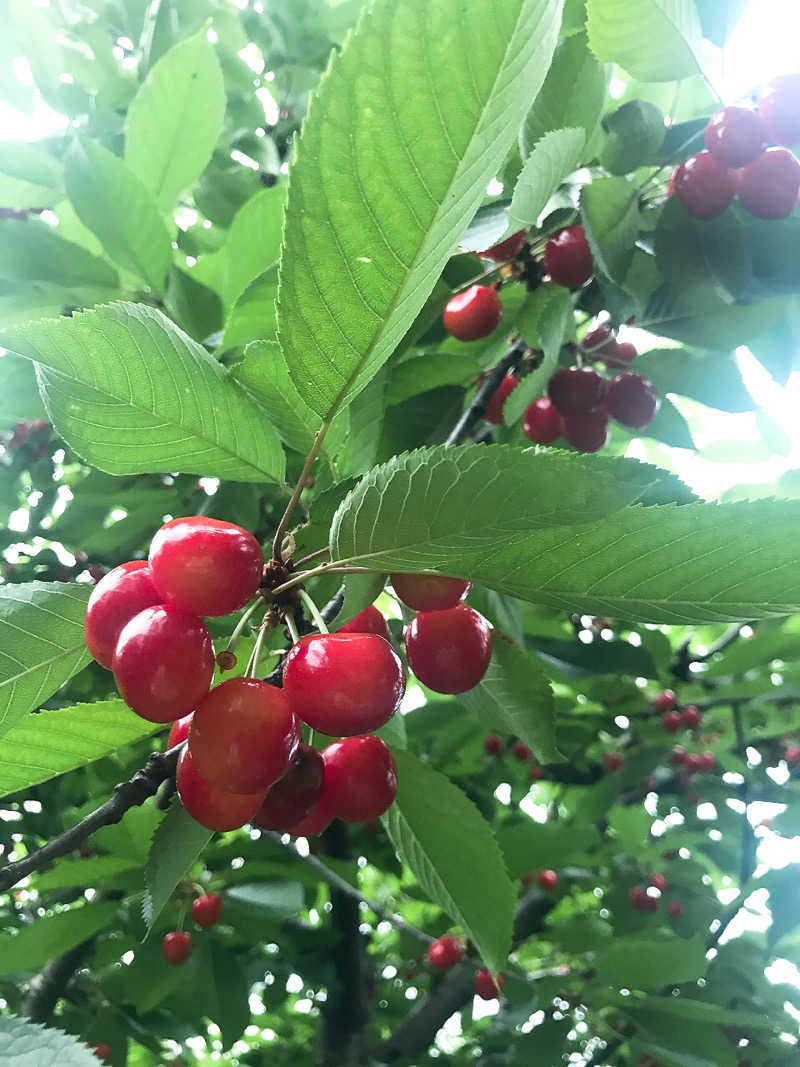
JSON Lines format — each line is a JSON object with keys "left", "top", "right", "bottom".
{"left": 655, "top": 689, "right": 677, "bottom": 711}
{"left": 738, "top": 147, "right": 800, "bottom": 219}
{"left": 547, "top": 366, "right": 607, "bottom": 415}
{"left": 477, "top": 229, "right": 526, "bottom": 261}
{"left": 681, "top": 705, "right": 701, "bottom": 729}
{"left": 672, "top": 150, "right": 737, "bottom": 219}
{"left": 191, "top": 892, "right": 223, "bottom": 928}
{"left": 544, "top": 225, "right": 593, "bottom": 288}
{"left": 427, "top": 935, "right": 463, "bottom": 969}
{"left": 443, "top": 285, "right": 503, "bottom": 341}
{"left": 404, "top": 605, "right": 492, "bottom": 694}
{"left": 538, "top": 869, "right": 558, "bottom": 890}
{"left": 338, "top": 605, "right": 390, "bottom": 640}
{"left": 91, "top": 1045, "right": 112, "bottom": 1063}
{"left": 484, "top": 733, "right": 503, "bottom": 755}
{"left": 323, "top": 735, "right": 397, "bottom": 822}
{"left": 286, "top": 787, "right": 337, "bottom": 837}
{"left": 705, "top": 106, "right": 768, "bottom": 167}
{"left": 484, "top": 374, "right": 519, "bottom": 424}
{"left": 662, "top": 710, "right": 682, "bottom": 734}
{"left": 167, "top": 714, "right": 192, "bottom": 749}
{"left": 189, "top": 678, "right": 299, "bottom": 794}
{"left": 604, "top": 752, "right": 623, "bottom": 773}
{"left": 667, "top": 899, "right": 683, "bottom": 918}
{"left": 608, "top": 341, "right": 637, "bottom": 364}
{"left": 581, "top": 325, "right": 616, "bottom": 356}
{"left": 606, "top": 373, "right": 659, "bottom": 428}
{"left": 162, "top": 931, "right": 192, "bottom": 965}
{"left": 148, "top": 516, "right": 263, "bottom": 617}
{"left": 112, "top": 605, "right": 214, "bottom": 723}
{"left": 253, "top": 744, "right": 324, "bottom": 831}
{"left": 85, "top": 561, "right": 161, "bottom": 668}
{"left": 283, "top": 633, "right": 405, "bottom": 736}
{"left": 522, "top": 397, "right": 562, "bottom": 444}
{"left": 758, "top": 75, "right": 800, "bottom": 146}
{"left": 474, "top": 969, "right": 504, "bottom": 1000}
{"left": 512, "top": 740, "right": 531, "bottom": 762}
{"left": 176, "top": 747, "right": 266, "bottom": 831}
{"left": 650, "top": 873, "right": 667, "bottom": 892}
{"left": 561, "top": 409, "right": 609, "bottom": 453}
{"left": 391, "top": 573, "right": 471, "bottom": 612}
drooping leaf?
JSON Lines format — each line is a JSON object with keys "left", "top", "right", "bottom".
{"left": 0, "top": 902, "right": 118, "bottom": 977}
{"left": 633, "top": 347, "right": 754, "bottom": 413}
{"left": 506, "top": 284, "right": 573, "bottom": 422}
{"left": 34, "top": 855, "right": 142, "bottom": 892}
{"left": 278, "top": 0, "right": 565, "bottom": 417}
{"left": 0, "top": 141, "right": 63, "bottom": 210}
{"left": 586, "top": 0, "right": 702, "bottom": 82}
{"left": 0, "top": 219, "right": 118, "bottom": 290}
{"left": 594, "top": 934, "right": 707, "bottom": 988}
{"left": 654, "top": 197, "right": 752, "bottom": 304}
{"left": 0, "top": 1016, "right": 103, "bottom": 1067}
{"left": 580, "top": 177, "right": 639, "bottom": 282}
{"left": 509, "top": 128, "right": 585, "bottom": 228}
{"left": 383, "top": 749, "right": 516, "bottom": 974}
{"left": 2, "top": 303, "right": 285, "bottom": 483}
{"left": 143, "top": 799, "right": 213, "bottom": 930}
{"left": 600, "top": 99, "right": 666, "bottom": 175}
{"left": 640, "top": 285, "right": 787, "bottom": 349}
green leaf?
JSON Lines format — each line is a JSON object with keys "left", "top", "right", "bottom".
{"left": 0, "top": 142, "right": 63, "bottom": 210}
{"left": 383, "top": 749, "right": 516, "bottom": 973}
{"left": 509, "top": 128, "right": 585, "bottom": 227}
{"left": 633, "top": 396, "right": 695, "bottom": 451}
{"left": 220, "top": 266, "right": 278, "bottom": 350}
{"left": 210, "top": 943, "right": 251, "bottom": 1050}
{"left": 0, "top": 901, "right": 118, "bottom": 977}
{"left": 337, "top": 367, "right": 387, "bottom": 477}
{"left": 0, "top": 219, "right": 118, "bottom": 290}
{"left": 0, "top": 355, "right": 47, "bottom": 430}
{"left": 35, "top": 855, "right": 141, "bottom": 892}
{"left": 334, "top": 571, "right": 387, "bottom": 628}
{"left": 640, "top": 286, "right": 786, "bottom": 348}
{"left": 586, "top": 0, "right": 702, "bottom": 82}
{"left": 125, "top": 33, "right": 226, "bottom": 212}
{"left": 633, "top": 347, "right": 753, "bottom": 413}
{"left": 594, "top": 934, "right": 707, "bottom": 988}
{"left": 143, "top": 800, "right": 213, "bottom": 930}
{"left": 616, "top": 994, "right": 780, "bottom": 1031}
{"left": 600, "top": 100, "right": 666, "bottom": 175}
{"left": 695, "top": 0, "right": 748, "bottom": 46}
{"left": 225, "top": 882, "right": 305, "bottom": 918}
{"left": 764, "top": 864, "right": 800, "bottom": 950}
{"left": 507, "top": 284, "right": 572, "bottom": 422}
{"left": 520, "top": 32, "right": 608, "bottom": 156}
{"left": 0, "top": 1016, "right": 102, "bottom": 1067}
{"left": 654, "top": 197, "right": 751, "bottom": 304}
{"left": 0, "top": 583, "right": 90, "bottom": 743}
{"left": 580, "top": 177, "right": 639, "bottom": 281}
{"left": 2, "top": 303, "right": 285, "bottom": 483}
{"left": 278, "top": 0, "right": 564, "bottom": 417}
{"left": 64, "top": 138, "right": 172, "bottom": 291}
{"left": 499, "top": 822, "right": 601, "bottom": 876}
{"left": 385, "top": 351, "right": 479, "bottom": 406}
{"left": 461, "top": 636, "right": 560, "bottom": 762}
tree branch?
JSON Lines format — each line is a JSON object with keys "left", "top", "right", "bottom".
{"left": 444, "top": 337, "right": 529, "bottom": 447}
{"left": 21, "top": 939, "right": 95, "bottom": 1023}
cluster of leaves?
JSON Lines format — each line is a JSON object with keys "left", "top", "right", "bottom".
{"left": 0, "top": 0, "right": 800, "bottom": 1064}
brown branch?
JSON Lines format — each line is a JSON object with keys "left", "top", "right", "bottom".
{"left": 444, "top": 337, "right": 529, "bottom": 447}
{"left": 21, "top": 939, "right": 95, "bottom": 1023}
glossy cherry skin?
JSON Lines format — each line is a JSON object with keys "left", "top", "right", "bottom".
{"left": 608, "top": 341, "right": 637, "bottom": 365}
{"left": 758, "top": 75, "right": 800, "bottom": 145}
{"left": 484, "top": 733, "right": 503, "bottom": 755}
{"left": 85, "top": 561, "right": 161, "bottom": 668}
{"left": 443, "top": 285, "right": 502, "bottom": 341}
{"left": 163, "top": 931, "right": 192, "bottom": 965}
{"left": 167, "top": 713, "right": 192, "bottom": 749}
{"left": 253, "top": 744, "right": 324, "bottom": 831}
{"left": 522, "top": 398, "right": 562, "bottom": 444}
{"left": 738, "top": 147, "right": 800, "bottom": 219}
{"left": 191, "top": 892, "right": 223, "bottom": 928}
{"left": 705, "top": 106, "right": 768, "bottom": 167}
{"left": 112, "top": 605, "right": 214, "bottom": 723}
{"left": 286, "top": 787, "right": 337, "bottom": 837}
{"left": 512, "top": 740, "right": 531, "bottom": 762}
{"left": 672, "top": 151, "right": 737, "bottom": 219}
{"left": 662, "top": 710, "right": 682, "bottom": 734}
{"left": 655, "top": 689, "right": 677, "bottom": 711}
{"left": 581, "top": 325, "right": 616, "bottom": 356}
{"left": 544, "top": 225, "right": 593, "bottom": 288}
{"left": 548, "top": 366, "right": 607, "bottom": 415}
{"left": 561, "top": 410, "right": 609, "bottom": 453}
{"left": 484, "top": 374, "right": 519, "bottom": 424}
{"left": 405, "top": 605, "right": 492, "bottom": 695}
{"left": 148, "top": 516, "right": 263, "bottom": 617}
{"left": 606, "top": 373, "right": 658, "bottom": 428}
{"left": 322, "top": 735, "right": 397, "bottom": 822}
{"left": 189, "top": 678, "right": 299, "bottom": 794}
{"left": 474, "top": 969, "right": 504, "bottom": 1000}
{"left": 338, "top": 605, "right": 390, "bottom": 640}
{"left": 428, "top": 935, "right": 463, "bottom": 969}
{"left": 681, "top": 705, "right": 701, "bottom": 729}
{"left": 391, "top": 573, "right": 471, "bottom": 612}
{"left": 604, "top": 752, "right": 623, "bottom": 774}
{"left": 538, "top": 869, "right": 558, "bottom": 890}
{"left": 283, "top": 633, "right": 406, "bottom": 736}
{"left": 477, "top": 229, "right": 526, "bottom": 261}
{"left": 667, "top": 899, "right": 683, "bottom": 918}
{"left": 176, "top": 747, "right": 266, "bottom": 832}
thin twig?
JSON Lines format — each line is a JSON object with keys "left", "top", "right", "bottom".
{"left": 444, "top": 337, "right": 528, "bottom": 447}
{"left": 271, "top": 421, "right": 329, "bottom": 563}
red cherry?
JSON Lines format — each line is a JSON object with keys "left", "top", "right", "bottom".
{"left": 608, "top": 340, "right": 637, "bottom": 364}
{"left": 529, "top": 764, "right": 543, "bottom": 780}
{"left": 698, "top": 751, "right": 717, "bottom": 772}
{"left": 254, "top": 744, "right": 324, "bottom": 831}
{"left": 338, "top": 605, "right": 390, "bottom": 640}
{"left": 112, "top": 605, "right": 214, "bottom": 723}
{"left": 672, "top": 150, "right": 737, "bottom": 219}
{"left": 538, "top": 869, "right": 558, "bottom": 890}
{"left": 286, "top": 788, "right": 336, "bottom": 837}
{"left": 758, "top": 75, "right": 800, "bottom": 145}
{"left": 163, "top": 930, "right": 192, "bottom": 965}
{"left": 561, "top": 409, "right": 609, "bottom": 453}
{"left": 91, "top": 1045, "right": 112, "bottom": 1063}
{"left": 189, "top": 678, "right": 299, "bottom": 794}
{"left": 650, "top": 873, "right": 667, "bottom": 892}
{"left": 443, "top": 285, "right": 503, "bottom": 341}
{"left": 544, "top": 226, "right": 593, "bottom": 288}
{"left": 581, "top": 325, "right": 616, "bottom": 356}
{"left": 785, "top": 746, "right": 800, "bottom": 764}
{"left": 738, "top": 147, "right": 800, "bottom": 219}
{"left": 547, "top": 367, "right": 607, "bottom": 415}
{"left": 323, "top": 735, "right": 397, "bottom": 822}
{"left": 681, "top": 705, "right": 702, "bottom": 729}
{"left": 405, "top": 605, "right": 492, "bottom": 694}
{"left": 148, "top": 516, "right": 263, "bottom": 617}
{"left": 483, "top": 374, "right": 519, "bottom": 424}
{"left": 521, "top": 872, "right": 535, "bottom": 887}
{"left": 522, "top": 398, "right": 562, "bottom": 444}
{"left": 474, "top": 969, "right": 504, "bottom": 1000}
{"left": 428, "top": 934, "right": 463, "bottom": 969}
{"left": 669, "top": 745, "right": 688, "bottom": 766}
{"left": 604, "top": 752, "right": 623, "bottom": 774}
{"left": 655, "top": 690, "right": 677, "bottom": 711}
{"left": 391, "top": 573, "right": 472, "bottom": 612}
{"left": 662, "top": 710, "right": 683, "bottom": 734}
{"left": 606, "top": 373, "right": 659, "bottom": 429}
{"left": 176, "top": 747, "right": 266, "bottom": 832}
{"left": 705, "top": 106, "right": 768, "bottom": 167}
{"left": 477, "top": 229, "right": 526, "bottom": 261}
{"left": 167, "top": 714, "right": 192, "bottom": 749}
{"left": 85, "top": 561, "right": 161, "bottom": 668}
{"left": 629, "top": 885, "right": 658, "bottom": 911}
{"left": 512, "top": 740, "right": 531, "bottom": 762}
{"left": 667, "top": 899, "right": 683, "bottom": 918}
{"left": 283, "top": 633, "right": 405, "bottom": 736}
{"left": 484, "top": 733, "right": 503, "bottom": 755}
{"left": 191, "top": 892, "right": 223, "bottom": 928}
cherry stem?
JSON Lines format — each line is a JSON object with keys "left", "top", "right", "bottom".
{"left": 285, "top": 612, "right": 301, "bottom": 645}
{"left": 452, "top": 262, "right": 503, "bottom": 293}
{"left": 245, "top": 612, "right": 272, "bottom": 678}
{"left": 271, "top": 420, "right": 329, "bottom": 564}
{"left": 294, "top": 546, "right": 330, "bottom": 568}
{"left": 226, "top": 598, "right": 263, "bottom": 653}
{"left": 269, "top": 563, "right": 377, "bottom": 598}
{"left": 299, "top": 589, "right": 329, "bottom": 634}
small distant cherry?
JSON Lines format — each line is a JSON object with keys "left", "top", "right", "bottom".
{"left": 477, "top": 229, "right": 526, "bottom": 261}
{"left": 521, "top": 872, "right": 535, "bottom": 888}
{"left": 92, "top": 1045, "right": 112, "bottom": 1063}
{"left": 681, "top": 705, "right": 702, "bottom": 729}
{"left": 606, "top": 373, "right": 659, "bottom": 429}
{"left": 705, "top": 106, "right": 768, "bottom": 167}
{"left": 338, "top": 605, "right": 390, "bottom": 640}
{"left": 405, "top": 604, "right": 492, "bottom": 694}
{"left": 539, "top": 869, "right": 558, "bottom": 891}
{"left": 254, "top": 744, "right": 325, "bottom": 831}
{"left": 191, "top": 892, "right": 223, "bottom": 928}
{"left": 581, "top": 325, "right": 616, "bottom": 356}
{"left": 670, "top": 746, "right": 688, "bottom": 766}
{"left": 512, "top": 740, "right": 531, "bottom": 762}
{"left": 529, "top": 764, "right": 543, "bottom": 780}
{"left": 391, "top": 573, "right": 471, "bottom": 612}
{"left": 474, "top": 969, "right": 504, "bottom": 1000}
{"left": 698, "top": 751, "right": 717, "bottom": 772}
{"left": 484, "top": 734, "right": 503, "bottom": 756}
{"left": 544, "top": 226, "right": 594, "bottom": 288}
{"left": 548, "top": 366, "right": 607, "bottom": 415}
{"left": 484, "top": 374, "right": 520, "bottom": 425}
{"left": 655, "top": 690, "right": 677, "bottom": 712}
{"left": 561, "top": 410, "right": 609, "bottom": 453}
{"left": 672, "top": 150, "right": 737, "bottom": 219}
{"left": 427, "top": 935, "right": 463, "bottom": 970}
{"left": 323, "top": 735, "right": 398, "bottom": 822}
{"left": 604, "top": 752, "right": 623, "bottom": 774}
{"left": 177, "top": 747, "right": 266, "bottom": 832}
{"left": 650, "top": 873, "right": 667, "bottom": 892}
{"left": 737, "top": 147, "right": 800, "bottom": 219}
{"left": 758, "top": 74, "right": 800, "bottom": 145}
{"left": 667, "top": 900, "right": 683, "bottom": 918}
{"left": 84, "top": 561, "right": 161, "bottom": 668}
{"left": 786, "top": 746, "right": 800, "bottom": 765}
{"left": 443, "top": 285, "right": 503, "bottom": 341}
{"left": 662, "top": 710, "right": 682, "bottom": 734}
{"left": 522, "top": 397, "right": 562, "bottom": 444}
{"left": 629, "top": 885, "right": 658, "bottom": 912}
{"left": 163, "top": 931, "right": 192, "bottom": 965}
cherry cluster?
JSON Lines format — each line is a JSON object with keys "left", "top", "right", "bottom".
{"left": 629, "top": 872, "right": 682, "bottom": 919}
{"left": 521, "top": 868, "right": 558, "bottom": 891}
{"left": 655, "top": 688, "right": 702, "bottom": 733}
{"left": 425, "top": 934, "right": 505, "bottom": 1000}
{"left": 671, "top": 76, "right": 800, "bottom": 220}
{"left": 161, "top": 891, "right": 223, "bottom": 967}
